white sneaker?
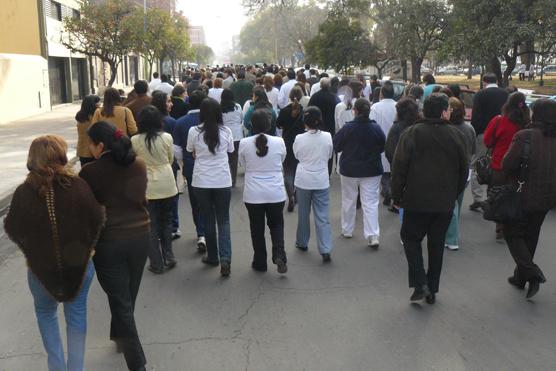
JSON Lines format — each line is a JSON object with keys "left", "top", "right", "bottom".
{"left": 342, "top": 232, "right": 353, "bottom": 238}
{"left": 197, "top": 236, "right": 207, "bottom": 252}
{"left": 368, "top": 235, "right": 380, "bottom": 249}
{"left": 445, "top": 244, "right": 459, "bottom": 251}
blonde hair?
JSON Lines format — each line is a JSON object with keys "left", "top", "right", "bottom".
{"left": 26, "top": 135, "right": 74, "bottom": 196}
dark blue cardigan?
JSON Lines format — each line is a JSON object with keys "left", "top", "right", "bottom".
{"left": 333, "top": 116, "right": 385, "bottom": 178}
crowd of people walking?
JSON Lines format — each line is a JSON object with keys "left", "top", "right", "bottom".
{"left": 4, "top": 63, "right": 556, "bottom": 371}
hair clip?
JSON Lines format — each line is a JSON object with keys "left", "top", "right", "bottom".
{"left": 113, "top": 129, "right": 123, "bottom": 140}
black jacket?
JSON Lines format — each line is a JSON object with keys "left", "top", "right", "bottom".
{"left": 333, "top": 116, "right": 385, "bottom": 178}
{"left": 309, "top": 89, "right": 339, "bottom": 135}
{"left": 276, "top": 104, "right": 305, "bottom": 164}
{"left": 170, "top": 96, "right": 189, "bottom": 119}
{"left": 471, "top": 86, "right": 509, "bottom": 135}
{"left": 385, "top": 120, "right": 412, "bottom": 165}
{"left": 186, "top": 79, "right": 201, "bottom": 96}
{"left": 391, "top": 118, "right": 468, "bottom": 212}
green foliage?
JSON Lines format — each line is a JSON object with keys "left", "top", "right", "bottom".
{"left": 62, "top": 0, "right": 135, "bottom": 86}
{"left": 193, "top": 45, "right": 215, "bottom": 66}
{"left": 305, "top": 15, "right": 373, "bottom": 72}
{"left": 372, "top": 0, "right": 447, "bottom": 82}
{"left": 236, "top": 3, "right": 326, "bottom": 64}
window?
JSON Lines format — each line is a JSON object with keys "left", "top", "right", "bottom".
{"left": 72, "top": 9, "right": 80, "bottom": 19}
{"left": 49, "top": 1, "right": 62, "bottom": 21}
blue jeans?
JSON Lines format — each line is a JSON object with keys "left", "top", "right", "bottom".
{"left": 295, "top": 188, "right": 333, "bottom": 254}
{"left": 445, "top": 183, "right": 468, "bottom": 246}
{"left": 27, "top": 262, "right": 95, "bottom": 371}
{"left": 171, "top": 160, "right": 180, "bottom": 232}
{"left": 193, "top": 187, "right": 232, "bottom": 263}
{"left": 183, "top": 162, "right": 205, "bottom": 237}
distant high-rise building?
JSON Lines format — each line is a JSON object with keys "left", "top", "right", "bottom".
{"left": 188, "top": 25, "right": 206, "bottom": 46}
{"left": 93, "top": 0, "right": 175, "bottom": 14}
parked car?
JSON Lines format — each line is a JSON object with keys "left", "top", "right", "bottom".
{"left": 541, "top": 65, "right": 556, "bottom": 75}
{"left": 378, "top": 80, "right": 406, "bottom": 101}
{"left": 437, "top": 66, "right": 461, "bottom": 75}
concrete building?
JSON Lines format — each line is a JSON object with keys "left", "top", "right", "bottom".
{"left": 0, "top": 0, "right": 51, "bottom": 124}
{"left": 188, "top": 25, "right": 206, "bottom": 46}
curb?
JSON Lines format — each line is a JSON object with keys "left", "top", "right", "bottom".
{"left": 0, "top": 156, "right": 79, "bottom": 218}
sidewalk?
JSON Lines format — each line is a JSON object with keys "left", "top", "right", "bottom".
{"left": 0, "top": 103, "right": 80, "bottom": 214}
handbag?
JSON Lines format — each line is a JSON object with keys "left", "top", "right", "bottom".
{"left": 483, "top": 131, "right": 531, "bottom": 223}
{"left": 474, "top": 116, "right": 501, "bottom": 185}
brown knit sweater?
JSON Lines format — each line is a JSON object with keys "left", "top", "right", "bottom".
{"left": 4, "top": 177, "right": 104, "bottom": 301}
{"left": 79, "top": 153, "right": 150, "bottom": 240}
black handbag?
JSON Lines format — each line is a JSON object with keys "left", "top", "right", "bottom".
{"left": 483, "top": 131, "right": 531, "bottom": 223}
{"left": 475, "top": 116, "right": 501, "bottom": 185}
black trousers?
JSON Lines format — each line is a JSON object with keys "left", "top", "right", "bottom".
{"left": 147, "top": 197, "right": 175, "bottom": 270}
{"left": 401, "top": 211, "right": 453, "bottom": 293}
{"left": 228, "top": 141, "right": 240, "bottom": 187}
{"left": 504, "top": 210, "right": 548, "bottom": 283}
{"left": 245, "top": 202, "right": 287, "bottom": 269}
{"left": 93, "top": 234, "right": 149, "bottom": 370}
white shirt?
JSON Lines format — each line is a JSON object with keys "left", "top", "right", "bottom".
{"left": 186, "top": 125, "right": 235, "bottom": 188}
{"left": 362, "top": 85, "right": 372, "bottom": 100}
{"left": 266, "top": 87, "right": 280, "bottom": 111}
{"left": 208, "top": 88, "right": 224, "bottom": 103}
{"left": 149, "top": 78, "right": 161, "bottom": 92}
{"left": 293, "top": 130, "right": 333, "bottom": 190}
{"left": 157, "top": 82, "right": 174, "bottom": 95}
{"left": 335, "top": 100, "right": 355, "bottom": 132}
{"left": 223, "top": 103, "right": 244, "bottom": 141}
{"left": 222, "top": 76, "right": 234, "bottom": 89}
{"left": 239, "top": 135, "right": 287, "bottom": 204}
{"left": 278, "top": 79, "right": 298, "bottom": 109}
{"left": 370, "top": 98, "right": 397, "bottom": 172}
{"left": 304, "top": 70, "right": 311, "bottom": 79}
{"left": 310, "top": 81, "right": 322, "bottom": 97}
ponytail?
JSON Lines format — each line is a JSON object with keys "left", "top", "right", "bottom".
{"left": 88, "top": 121, "right": 136, "bottom": 166}
{"left": 251, "top": 109, "right": 271, "bottom": 157}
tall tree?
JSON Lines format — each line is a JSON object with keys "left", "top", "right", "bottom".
{"left": 372, "top": 0, "right": 447, "bottom": 83}
{"left": 63, "top": 0, "right": 135, "bottom": 86}
{"left": 193, "top": 45, "right": 215, "bottom": 66}
{"left": 306, "top": 15, "right": 373, "bottom": 73}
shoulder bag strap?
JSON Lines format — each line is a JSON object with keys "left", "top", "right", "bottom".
{"left": 517, "top": 130, "right": 532, "bottom": 192}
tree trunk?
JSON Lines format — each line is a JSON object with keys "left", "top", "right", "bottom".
{"left": 148, "top": 60, "right": 154, "bottom": 81}
{"left": 502, "top": 45, "right": 518, "bottom": 87}
{"left": 171, "top": 58, "right": 176, "bottom": 81}
{"left": 488, "top": 57, "right": 503, "bottom": 86}
{"left": 467, "top": 60, "right": 473, "bottom": 80}
{"left": 159, "top": 58, "right": 164, "bottom": 76}
{"left": 107, "top": 61, "right": 118, "bottom": 87}
{"left": 410, "top": 57, "right": 422, "bottom": 83}
{"left": 88, "top": 56, "right": 96, "bottom": 94}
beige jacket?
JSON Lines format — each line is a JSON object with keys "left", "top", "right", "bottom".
{"left": 131, "top": 132, "right": 177, "bottom": 200}
{"left": 91, "top": 106, "right": 137, "bottom": 136}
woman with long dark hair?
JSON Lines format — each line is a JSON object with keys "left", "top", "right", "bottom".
{"left": 76, "top": 95, "right": 101, "bottom": 166}
{"left": 221, "top": 88, "right": 243, "bottom": 187}
{"left": 293, "top": 107, "right": 334, "bottom": 262}
{"left": 239, "top": 110, "right": 288, "bottom": 273}
{"left": 502, "top": 99, "right": 556, "bottom": 298}
{"left": 186, "top": 98, "right": 235, "bottom": 277}
{"left": 91, "top": 87, "right": 137, "bottom": 136}
{"left": 5, "top": 135, "right": 104, "bottom": 371}
{"left": 484, "top": 92, "right": 530, "bottom": 240}
{"left": 243, "top": 86, "right": 277, "bottom": 136}
{"left": 152, "top": 90, "right": 181, "bottom": 239}
{"left": 79, "top": 121, "right": 149, "bottom": 370}
{"left": 277, "top": 86, "right": 305, "bottom": 212}
{"left": 131, "top": 106, "right": 178, "bottom": 274}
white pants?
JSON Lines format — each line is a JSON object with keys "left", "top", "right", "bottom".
{"left": 340, "top": 175, "right": 381, "bottom": 239}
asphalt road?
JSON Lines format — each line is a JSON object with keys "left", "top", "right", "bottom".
{"left": 1, "top": 174, "right": 555, "bottom": 371}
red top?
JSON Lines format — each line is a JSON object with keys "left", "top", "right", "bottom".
{"left": 483, "top": 115, "right": 521, "bottom": 171}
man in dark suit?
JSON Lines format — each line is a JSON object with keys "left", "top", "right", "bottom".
{"left": 469, "top": 73, "right": 509, "bottom": 211}
{"left": 125, "top": 80, "right": 151, "bottom": 122}
{"left": 308, "top": 77, "right": 340, "bottom": 174}
{"left": 392, "top": 94, "right": 468, "bottom": 304}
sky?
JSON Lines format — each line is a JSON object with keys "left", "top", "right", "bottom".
{"left": 177, "top": 0, "right": 249, "bottom": 59}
